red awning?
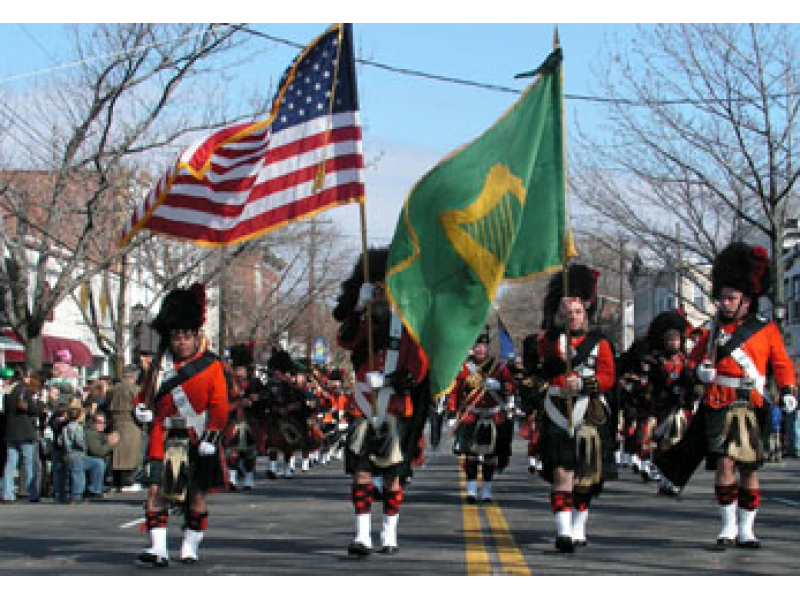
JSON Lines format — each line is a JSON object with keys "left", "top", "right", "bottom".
{"left": 2, "top": 330, "right": 94, "bottom": 367}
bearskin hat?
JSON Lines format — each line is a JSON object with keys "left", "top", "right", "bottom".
{"left": 267, "top": 347, "right": 297, "bottom": 375}
{"left": 475, "top": 325, "right": 491, "bottom": 345}
{"left": 711, "top": 242, "right": 770, "bottom": 302}
{"left": 646, "top": 309, "right": 690, "bottom": 351}
{"left": 541, "top": 263, "right": 599, "bottom": 328}
{"left": 150, "top": 283, "right": 206, "bottom": 338}
{"left": 332, "top": 247, "right": 389, "bottom": 322}
{"left": 229, "top": 343, "right": 254, "bottom": 369}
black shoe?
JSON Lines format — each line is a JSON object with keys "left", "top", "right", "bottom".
{"left": 243, "top": 485, "right": 253, "bottom": 491}
{"left": 736, "top": 538, "right": 761, "bottom": 549}
{"left": 716, "top": 537, "right": 735, "bottom": 549}
{"left": 481, "top": 496, "right": 493, "bottom": 503}
{"left": 266, "top": 471, "right": 277, "bottom": 480}
{"left": 379, "top": 545, "right": 399, "bottom": 555}
{"left": 555, "top": 536, "right": 575, "bottom": 553}
{"left": 347, "top": 541, "right": 371, "bottom": 557}
{"left": 573, "top": 539, "right": 588, "bottom": 548}
{"left": 181, "top": 556, "right": 198, "bottom": 565}
{"left": 229, "top": 485, "right": 238, "bottom": 492}
{"left": 136, "top": 552, "right": 169, "bottom": 567}
{"left": 466, "top": 494, "right": 477, "bottom": 505}
{"left": 372, "top": 488, "right": 384, "bottom": 501}
{"left": 85, "top": 492, "right": 105, "bottom": 500}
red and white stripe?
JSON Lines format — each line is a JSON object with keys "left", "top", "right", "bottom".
{"left": 119, "top": 110, "right": 363, "bottom": 247}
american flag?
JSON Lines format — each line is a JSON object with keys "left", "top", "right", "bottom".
{"left": 119, "top": 23, "right": 364, "bottom": 247}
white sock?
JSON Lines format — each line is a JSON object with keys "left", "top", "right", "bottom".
{"left": 180, "top": 529, "right": 204, "bottom": 561}
{"left": 555, "top": 510, "right": 572, "bottom": 538}
{"left": 737, "top": 508, "right": 758, "bottom": 542}
{"left": 373, "top": 475, "right": 383, "bottom": 492}
{"left": 301, "top": 458, "right": 310, "bottom": 471}
{"left": 355, "top": 513, "right": 372, "bottom": 547}
{"left": 146, "top": 527, "right": 168, "bottom": 559}
{"left": 269, "top": 460, "right": 277, "bottom": 473}
{"left": 466, "top": 480, "right": 478, "bottom": 498}
{"left": 229, "top": 470, "right": 238, "bottom": 486}
{"left": 572, "top": 509, "right": 589, "bottom": 542}
{"left": 243, "top": 471, "right": 254, "bottom": 488}
{"left": 718, "top": 503, "right": 738, "bottom": 540}
{"left": 381, "top": 514, "right": 399, "bottom": 548}
{"left": 481, "top": 481, "right": 492, "bottom": 500}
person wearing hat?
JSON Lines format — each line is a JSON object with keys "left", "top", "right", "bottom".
{"left": 641, "top": 309, "right": 696, "bottom": 495}
{"left": 686, "top": 242, "right": 796, "bottom": 549}
{"left": 523, "top": 263, "right": 616, "bottom": 553}
{"left": 446, "top": 329, "right": 516, "bottom": 504}
{"left": 332, "top": 247, "right": 428, "bottom": 557}
{"left": 133, "top": 283, "right": 229, "bottom": 567}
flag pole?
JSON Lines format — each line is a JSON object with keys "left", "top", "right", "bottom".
{"left": 553, "top": 26, "right": 575, "bottom": 437}
{"left": 359, "top": 200, "right": 377, "bottom": 416}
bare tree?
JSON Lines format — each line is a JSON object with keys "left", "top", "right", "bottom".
{"left": 570, "top": 23, "right": 800, "bottom": 328}
{"left": 0, "top": 23, "right": 273, "bottom": 372}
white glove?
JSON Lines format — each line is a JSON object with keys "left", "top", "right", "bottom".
{"left": 696, "top": 363, "right": 716, "bottom": 384}
{"left": 198, "top": 441, "right": 216, "bottom": 456}
{"left": 134, "top": 404, "right": 153, "bottom": 423}
{"left": 447, "top": 418, "right": 457, "bottom": 428}
{"left": 355, "top": 283, "right": 374, "bottom": 311}
{"left": 485, "top": 378, "right": 501, "bottom": 391}
{"left": 366, "top": 371, "right": 385, "bottom": 390}
{"left": 782, "top": 395, "right": 797, "bottom": 413}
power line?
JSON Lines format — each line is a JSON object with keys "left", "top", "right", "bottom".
{"left": 5, "top": 24, "right": 799, "bottom": 109}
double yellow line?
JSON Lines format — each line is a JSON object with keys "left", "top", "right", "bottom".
{"left": 460, "top": 470, "right": 531, "bottom": 576}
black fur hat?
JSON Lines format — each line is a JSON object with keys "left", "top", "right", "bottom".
{"left": 332, "top": 247, "right": 389, "bottom": 322}
{"left": 646, "top": 309, "right": 690, "bottom": 351}
{"left": 541, "top": 263, "right": 599, "bottom": 328}
{"left": 475, "top": 325, "right": 491, "bottom": 345}
{"left": 150, "top": 283, "right": 206, "bottom": 338}
{"left": 229, "top": 343, "right": 254, "bottom": 368}
{"left": 711, "top": 242, "right": 771, "bottom": 301}
{"left": 267, "top": 347, "right": 297, "bottom": 375}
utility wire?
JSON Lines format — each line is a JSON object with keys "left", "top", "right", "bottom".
{"left": 4, "top": 23, "right": 799, "bottom": 108}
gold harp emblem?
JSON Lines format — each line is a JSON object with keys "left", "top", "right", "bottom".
{"left": 439, "top": 164, "right": 526, "bottom": 300}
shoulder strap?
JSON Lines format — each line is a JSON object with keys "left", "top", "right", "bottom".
{"left": 155, "top": 351, "right": 217, "bottom": 404}
{"left": 714, "top": 315, "right": 769, "bottom": 363}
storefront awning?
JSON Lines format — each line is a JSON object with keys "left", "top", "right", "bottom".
{"left": 2, "top": 331, "right": 95, "bottom": 367}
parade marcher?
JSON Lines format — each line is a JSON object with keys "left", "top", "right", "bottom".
{"left": 224, "top": 344, "right": 262, "bottom": 491}
{"left": 333, "top": 247, "right": 428, "bottom": 557}
{"left": 447, "top": 329, "right": 515, "bottom": 503}
{"left": 615, "top": 338, "right": 652, "bottom": 473}
{"left": 643, "top": 309, "right": 695, "bottom": 496}
{"left": 518, "top": 345, "right": 549, "bottom": 475}
{"left": 523, "top": 264, "right": 616, "bottom": 553}
{"left": 658, "top": 243, "right": 796, "bottom": 549}
{"left": 133, "top": 283, "right": 229, "bottom": 567}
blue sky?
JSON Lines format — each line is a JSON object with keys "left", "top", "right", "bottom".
{"left": 1, "top": 21, "right": 642, "bottom": 247}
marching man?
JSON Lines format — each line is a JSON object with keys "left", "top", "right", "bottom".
{"left": 133, "top": 284, "right": 229, "bottom": 567}
{"left": 524, "top": 264, "right": 616, "bottom": 553}
{"left": 333, "top": 247, "right": 428, "bottom": 557}
{"left": 687, "top": 243, "right": 796, "bottom": 549}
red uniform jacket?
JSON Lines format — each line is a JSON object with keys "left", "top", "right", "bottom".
{"left": 337, "top": 311, "right": 427, "bottom": 418}
{"left": 144, "top": 349, "right": 229, "bottom": 461}
{"left": 688, "top": 317, "right": 794, "bottom": 409}
{"left": 446, "top": 357, "right": 515, "bottom": 424}
{"left": 533, "top": 330, "right": 616, "bottom": 393}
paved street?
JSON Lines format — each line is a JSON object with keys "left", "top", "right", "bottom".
{"left": 0, "top": 433, "right": 798, "bottom": 576}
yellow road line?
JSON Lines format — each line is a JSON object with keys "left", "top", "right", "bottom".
{"left": 484, "top": 503, "right": 531, "bottom": 575}
{"left": 460, "top": 470, "right": 492, "bottom": 575}
{"left": 459, "top": 470, "right": 530, "bottom": 575}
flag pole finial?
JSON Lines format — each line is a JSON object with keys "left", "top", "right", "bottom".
{"left": 553, "top": 26, "right": 560, "bottom": 50}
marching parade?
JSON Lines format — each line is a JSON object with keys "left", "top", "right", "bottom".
{"left": 2, "top": 21, "right": 800, "bottom": 579}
